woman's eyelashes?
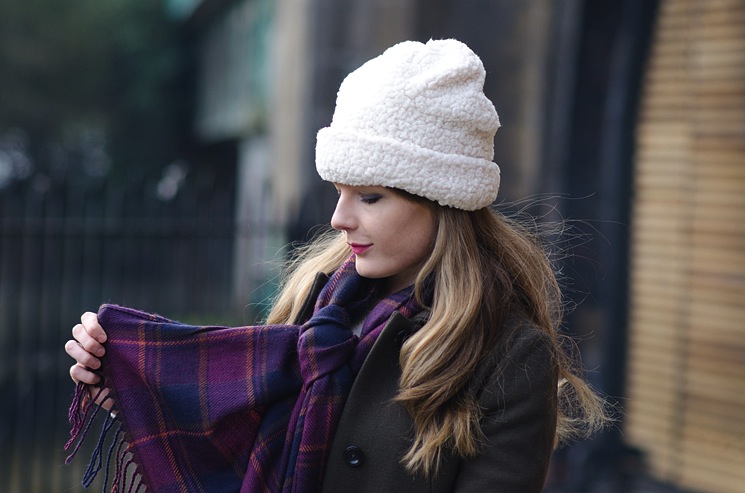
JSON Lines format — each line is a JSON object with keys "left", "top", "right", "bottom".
{"left": 332, "top": 185, "right": 383, "bottom": 204}
{"left": 360, "top": 194, "right": 382, "bottom": 204}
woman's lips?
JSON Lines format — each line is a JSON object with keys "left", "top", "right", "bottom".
{"left": 349, "top": 243, "right": 372, "bottom": 255}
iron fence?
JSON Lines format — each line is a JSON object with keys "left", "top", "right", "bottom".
{"left": 0, "top": 173, "right": 254, "bottom": 492}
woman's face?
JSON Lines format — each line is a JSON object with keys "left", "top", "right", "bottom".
{"left": 331, "top": 184, "right": 437, "bottom": 294}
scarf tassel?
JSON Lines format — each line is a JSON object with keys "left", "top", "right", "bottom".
{"left": 65, "top": 381, "right": 144, "bottom": 493}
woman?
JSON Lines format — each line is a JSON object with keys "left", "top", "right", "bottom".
{"left": 66, "top": 39, "right": 606, "bottom": 492}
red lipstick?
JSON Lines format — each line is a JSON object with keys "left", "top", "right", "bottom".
{"left": 349, "top": 243, "right": 372, "bottom": 255}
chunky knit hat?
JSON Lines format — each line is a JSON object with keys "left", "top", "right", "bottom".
{"left": 316, "top": 39, "right": 501, "bottom": 211}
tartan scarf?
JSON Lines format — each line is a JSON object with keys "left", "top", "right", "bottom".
{"left": 65, "top": 256, "right": 423, "bottom": 493}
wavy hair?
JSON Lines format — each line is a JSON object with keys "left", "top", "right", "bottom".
{"left": 265, "top": 193, "right": 608, "bottom": 477}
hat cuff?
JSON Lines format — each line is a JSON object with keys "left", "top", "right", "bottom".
{"left": 316, "top": 127, "right": 500, "bottom": 211}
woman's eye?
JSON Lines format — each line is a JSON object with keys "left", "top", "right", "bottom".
{"left": 360, "top": 194, "right": 381, "bottom": 204}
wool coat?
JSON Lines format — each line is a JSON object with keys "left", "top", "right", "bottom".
{"left": 295, "top": 273, "right": 559, "bottom": 493}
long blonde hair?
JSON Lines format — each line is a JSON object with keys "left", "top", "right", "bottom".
{"left": 266, "top": 195, "right": 608, "bottom": 477}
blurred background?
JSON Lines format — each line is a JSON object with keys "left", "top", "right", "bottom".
{"left": 1, "top": 0, "right": 743, "bottom": 491}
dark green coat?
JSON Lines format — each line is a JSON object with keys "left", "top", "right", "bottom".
{"left": 298, "top": 273, "right": 558, "bottom": 493}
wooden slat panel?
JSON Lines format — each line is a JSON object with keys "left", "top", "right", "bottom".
{"left": 626, "top": 0, "right": 745, "bottom": 491}
{"left": 678, "top": 434, "right": 745, "bottom": 493}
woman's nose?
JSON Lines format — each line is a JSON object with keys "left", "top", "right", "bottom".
{"left": 330, "top": 197, "right": 355, "bottom": 231}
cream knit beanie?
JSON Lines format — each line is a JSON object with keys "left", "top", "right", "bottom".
{"left": 315, "top": 39, "right": 501, "bottom": 211}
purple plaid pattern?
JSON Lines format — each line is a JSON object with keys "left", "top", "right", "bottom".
{"left": 66, "top": 256, "right": 422, "bottom": 493}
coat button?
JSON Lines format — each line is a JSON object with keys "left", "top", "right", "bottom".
{"left": 343, "top": 446, "right": 365, "bottom": 467}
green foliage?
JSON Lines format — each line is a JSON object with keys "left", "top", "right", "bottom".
{"left": 0, "top": 0, "right": 191, "bottom": 182}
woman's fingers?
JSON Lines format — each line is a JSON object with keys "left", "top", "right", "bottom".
{"left": 81, "top": 311, "right": 107, "bottom": 344}
{"left": 67, "top": 311, "right": 108, "bottom": 384}
{"left": 65, "top": 339, "right": 102, "bottom": 371}
{"left": 69, "top": 362, "right": 101, "bottom": 385}
{"left": 71, "top": 313, "right": 106, "bottom": 359}
{"left": 67, "top": 311, "right": 114, "bottom": 411}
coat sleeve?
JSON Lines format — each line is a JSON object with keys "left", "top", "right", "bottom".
{"left": 453, "top": 324, "right": 558, "bottom": 492}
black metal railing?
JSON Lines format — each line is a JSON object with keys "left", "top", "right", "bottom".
{"left": 0, "top": 173, "right": 259, "bottom": 492}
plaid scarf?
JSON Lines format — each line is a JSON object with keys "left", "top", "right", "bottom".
{"left": 65, "top": 256, "right": 423, "bottom": 493}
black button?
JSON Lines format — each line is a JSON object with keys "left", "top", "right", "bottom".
{"left": 343, "top": 446, "right": 365, "bottom": 467}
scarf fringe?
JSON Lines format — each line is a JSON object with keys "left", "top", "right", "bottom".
{"left": 65, "top": 381, "right": 144, "bottom": 492}
{"left": 65, "top": 382, "right": 108, "bottom": 463}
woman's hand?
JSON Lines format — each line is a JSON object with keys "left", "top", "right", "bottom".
{"left": 66, "top": 311, "right": 113, "bottom": 409}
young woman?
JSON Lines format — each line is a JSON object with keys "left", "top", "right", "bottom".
{"left": 65, "top": 39, "right": 606, "bottom": 493}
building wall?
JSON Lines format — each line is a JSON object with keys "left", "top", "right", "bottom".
{"left": 286, "top": 0, "right": 418, "bottom": 241}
